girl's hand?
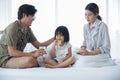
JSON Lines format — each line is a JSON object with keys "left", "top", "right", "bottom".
{"left": 53, "top": 40, "right": 57, "bottom": 46}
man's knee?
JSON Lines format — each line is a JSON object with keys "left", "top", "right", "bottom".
{"left": 3, "top": 57, "right": 38, "bottom": 68}
{"left": 24, "top": 57, "right": 38, "bottom": 68}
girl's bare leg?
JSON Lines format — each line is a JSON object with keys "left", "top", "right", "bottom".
{"left": 45, "top": 56, "right": 75, "bottom": 68}
{"left": 44, "top": 57, "right": 58, "bottom": 66}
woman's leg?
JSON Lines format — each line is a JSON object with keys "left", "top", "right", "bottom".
{"left": 3, "top": 56, "right": 38, "bottom": 68}
{"left": 45, "top": 56, "right": 75, "bottom": 68}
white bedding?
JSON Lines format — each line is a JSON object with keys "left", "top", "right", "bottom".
{"left": 0, "top": 44, "right": 120, "bottom": 80}
{"left": 0, "top": 59, "right": 120, "bottom": 80}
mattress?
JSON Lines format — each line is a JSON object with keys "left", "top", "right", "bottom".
{"left": 0, "top": 59, "right": 120, "bottom": 80}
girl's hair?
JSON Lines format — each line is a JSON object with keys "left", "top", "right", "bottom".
{"left": 18, "top": 4, "right": 37, "bottom": 20}
{"left": 85, "top": 3, "right": 102, "bottom": 21}
{"left": 54, "top": 26, "right": 70, "bottom": 42}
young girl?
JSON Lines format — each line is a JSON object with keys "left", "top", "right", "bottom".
{"left": 44, "top": 26, "right": 75, "bottom": 68}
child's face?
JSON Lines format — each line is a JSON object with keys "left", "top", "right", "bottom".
{"left": 56, "top": 34, "right": 64, "bottom": 44}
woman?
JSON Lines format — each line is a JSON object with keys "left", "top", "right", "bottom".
{"left": 80, "top": 3, "right": 110, "bottom": 56}
{"left": 76, "top": 3, "right": 115, "bottom": 67}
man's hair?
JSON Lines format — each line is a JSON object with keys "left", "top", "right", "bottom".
{"left": 18, "top": 4, "right": 37, "bottom": 20}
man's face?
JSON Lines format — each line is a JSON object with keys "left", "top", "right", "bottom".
{"left": 23, "top": 14, "right": 35, "bottom": 27}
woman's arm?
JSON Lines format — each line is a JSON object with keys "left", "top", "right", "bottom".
{"left": 81, "top": 24, "right": 110, "bottom": 55}
{"left": 99, "top": 24, "right": 111, "bottom": 54}
{"left": 80, "top": 48, "right": 101, "bottom": 55}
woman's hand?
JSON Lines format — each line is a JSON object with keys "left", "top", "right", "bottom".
{"left": 80, "top": 49, "right": 89, "bottom": 55}
{"left": 79, "top": 47, "right": 90, "bottom": 56}
{"left": 80, "top": 48, "right": 101, "bottom": 55}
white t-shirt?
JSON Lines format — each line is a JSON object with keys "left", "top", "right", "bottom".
{"left": 47, "top": 42, "right": 72, "bottom": 61}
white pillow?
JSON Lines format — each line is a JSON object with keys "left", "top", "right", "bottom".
{"left": 73, "top": 54, "right": 116, "bottom": 67}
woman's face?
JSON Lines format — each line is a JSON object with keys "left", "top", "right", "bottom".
{"left": 85, "top": 10, "right": 97, "bottom": 24}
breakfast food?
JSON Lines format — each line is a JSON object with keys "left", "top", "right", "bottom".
{"left": 75, "top": 48, "right": 80, "bottom": 53}
{"left": 57, "top": 40, "right": 62, "bottom": 45}
{"left": 75, "top": 48, "right": 82, "bottom": 53}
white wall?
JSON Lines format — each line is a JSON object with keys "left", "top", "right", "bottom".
{"left": 107, "top": 0, "right": 120, "bottom": 59}
{"left": 56, "top": 0, "right": 107, "bottom": 47}
{"left": 0, "top": 0, "right": 120, "bottom": 59}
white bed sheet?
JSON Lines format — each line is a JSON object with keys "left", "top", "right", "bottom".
{"left": 0, "top": 59, "right": 120, "bottom": 80}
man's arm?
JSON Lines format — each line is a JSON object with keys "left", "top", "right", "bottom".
{"left": 32, "top": 37, "right": 54, "bottom": 49}
{"left": 8, "top": 46, "right": 43, "bottom": 58}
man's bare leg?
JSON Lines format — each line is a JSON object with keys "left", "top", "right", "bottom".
{"left": 4, "top": 56, "right": 38, "bottom": 68}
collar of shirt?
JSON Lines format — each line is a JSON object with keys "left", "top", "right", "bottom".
{"left": 92, "top": 19, "right": 102, "bottom": 29}
{"left": 86, "top": 19, "right": 102, "bottom": 33}
{"left": 17, "top": 20, "right": 28, "bottom": 34}
{"left": 86, "top": 19, "right": 102, "bottom": 29}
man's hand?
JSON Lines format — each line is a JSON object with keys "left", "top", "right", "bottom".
{"left": 33, "top": 49, "right": 46, "bottom": 58}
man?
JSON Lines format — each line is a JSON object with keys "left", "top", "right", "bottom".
{"left": 0, "top": 4, "right": 53, "bottom": 68}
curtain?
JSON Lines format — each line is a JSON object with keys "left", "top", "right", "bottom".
{"left": 0, "top": 0, "right": 12, "bottom": 30}
{"left": 107, "top": 0, "right": 120, "bottom": 59}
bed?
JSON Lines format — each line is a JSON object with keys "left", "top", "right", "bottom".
{"left": 0, "top": 58, "right": 120, "bottom": 80}
{"left": 0, "top": 44, "right": 120, "bottom": 80}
